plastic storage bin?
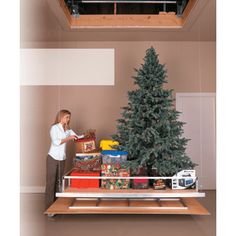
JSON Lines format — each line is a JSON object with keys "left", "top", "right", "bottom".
{"left": 100, "top": 140, "right": 119, "bottom": 150}
{"left": 70, "top": 170, "right": 100, "bottom": 188}
{"left": 101, "top": 150, "right": 128, "bottom": 164}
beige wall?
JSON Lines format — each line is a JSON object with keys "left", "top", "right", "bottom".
{"left": 20, "top": 41, "right": 216, "bottom": 190}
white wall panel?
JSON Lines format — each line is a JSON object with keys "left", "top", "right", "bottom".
{"left": 176, "top": 93, "right": 216, "bottom": 190}
{"left": 20, "top": 48, "right": 115, "bottom": 85}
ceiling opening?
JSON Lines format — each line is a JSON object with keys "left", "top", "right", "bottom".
{"left": 65, "top": 0, "right": 188, "bottom": 16}
{"left": 56, "top": 0, "right": 197, "bottom": 28}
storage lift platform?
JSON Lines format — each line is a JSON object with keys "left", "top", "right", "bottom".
{"left": 45, "top": 170, "right": 209, "bottom": 216}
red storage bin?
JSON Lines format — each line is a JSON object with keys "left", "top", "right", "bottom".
{"left": 70, "top": 170, "right": 100, "bottom": 188}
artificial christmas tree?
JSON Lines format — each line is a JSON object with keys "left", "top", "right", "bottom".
{"left": 112, "top": 47, "right": 196, "bottom": 176}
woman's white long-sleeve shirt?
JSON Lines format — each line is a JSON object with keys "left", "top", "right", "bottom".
{"left": 48, "top": 123, "right": 82, "bottom": 161}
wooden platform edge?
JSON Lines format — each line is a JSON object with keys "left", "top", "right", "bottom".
{"left": 44, "top": 197, "right": 210, "bottom": 215}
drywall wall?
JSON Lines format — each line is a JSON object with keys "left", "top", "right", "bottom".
{"left": 21, "top": 48, "right": 115, "bottom": 85}
{"left": 20, "top": 41, "right": 216, "bottom": 191}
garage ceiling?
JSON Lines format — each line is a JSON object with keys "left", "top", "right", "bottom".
{"left": 20, "top": 0, "right": 216, "bottom": 42}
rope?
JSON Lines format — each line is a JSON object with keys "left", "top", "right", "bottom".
{"left": 198, "top": 21, "right": 203, "bottom": 192}
{"left": 57, "top": 29, "right": 63, "bottom": 193}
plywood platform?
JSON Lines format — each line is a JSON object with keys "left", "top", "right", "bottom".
{"left": 45, "top": 197, "right": 209, "bottom": 215}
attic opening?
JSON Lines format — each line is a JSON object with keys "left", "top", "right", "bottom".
{"left": 65, "top": 0, "right": 189, "bottom": 16}
{"left": 59, "top": 0, "right": 197, "bottom": 28}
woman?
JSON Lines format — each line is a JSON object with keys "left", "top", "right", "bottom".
{"left": 45, "top": 109, "right": 84, "bottom": 209}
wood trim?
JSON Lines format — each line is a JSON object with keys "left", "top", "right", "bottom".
{"left": 182, "top": 0, "right": 198, "bottom": 26}
{"left": 70, "top": 14, "right": 182, "bottom": 29}
{"left": 59, "top": 0, "right": 73, "bottom": 26}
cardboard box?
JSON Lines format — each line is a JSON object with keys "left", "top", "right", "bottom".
{"left": 171, "top": 170, "right": 196, "bottom": 190}
{"left": 70, "top": 170, "right": 100, "bottom": 188}
{"left": 75, "top": 138, "right": 96, "bottom": 153}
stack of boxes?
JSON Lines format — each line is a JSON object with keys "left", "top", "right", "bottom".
{"left": 100, "top": 140, "right": 130, "bottom": 190}
{"left": 70, "top": 138, "right": 178, "bottom": 190}
{"left": 101, "top": 163, "right": 130, "bottom": 190}
{"left": 70, "top": 137, "right": 101, "bottom": 188}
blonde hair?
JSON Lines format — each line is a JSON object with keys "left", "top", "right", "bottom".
{"left": 53, "top": 110, "right": 71, "bottom": 128}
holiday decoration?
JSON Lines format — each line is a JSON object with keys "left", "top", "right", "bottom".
{"left": 112, "top": 47, "right": 196, "bottom": 176}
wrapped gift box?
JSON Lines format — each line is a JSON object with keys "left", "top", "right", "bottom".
{"left": 131, "top": 167, "right": 149, "bottom": 189}
{"left": 101, "top": 150, "right": 128, "bottom": 164}
{"left": 70, "top": 170, "right": 100, "bottom": 188}
{"left": 100, "top": 140, "right": 119, "bottom": 150}
{"left": 132, "top": 179, "right": 149, "bottom": 189}
{"left": 101, "top": 163, "right": 130, "bottom": 190}
{"left": 75, "top": 138, "right": 96, "bottom": 153}
{"left": 153, "top": 179, "right": 166, "bottom": 190}
{"left": 74, "top": 152, "right": 101, "bottom": 171}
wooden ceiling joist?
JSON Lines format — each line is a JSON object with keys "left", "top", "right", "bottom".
{"left": 58, "top": 0, "right": 197, "bottom": 29}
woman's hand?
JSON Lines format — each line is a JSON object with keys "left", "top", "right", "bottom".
{"left": 68, "top": 135, "right": 77, "bottom": 141}
{"left": 60, "top": 135, "right": 77, "bottom": 145}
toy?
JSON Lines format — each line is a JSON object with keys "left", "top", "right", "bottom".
{"left": 171, "top": 170, "right": 196, "bottom": 189}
